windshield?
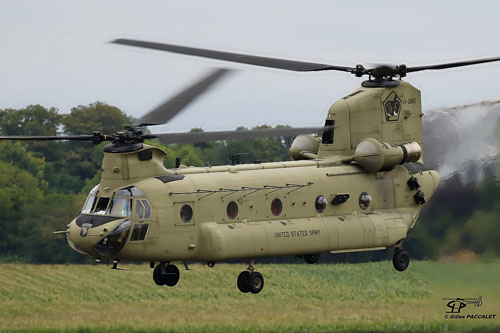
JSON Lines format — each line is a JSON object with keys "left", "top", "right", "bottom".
{"left": 107, "top": 198, "right": 132, "bottom": 217}
{"left": 81, "top": 185, "right": 149, "bottom": 218}
{"left": 81, "top": 184, "right": 99, "bottom": 214}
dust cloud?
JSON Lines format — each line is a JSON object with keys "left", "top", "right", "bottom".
{"left": 423, "top": 99, "right": 500, "bottom": 182}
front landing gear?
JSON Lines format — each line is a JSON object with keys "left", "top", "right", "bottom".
{"left": 237, "top": 260, "right": 264, "bottom": 294}
{"left": 393, "top": 249, "right": 410, "bottom": 272}
{"left": 153, "top": 263, "right": 180, "bottom": 286}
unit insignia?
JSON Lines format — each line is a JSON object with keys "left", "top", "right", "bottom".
{"left": 383, "top": 91, "right": 402, "bottom": 121}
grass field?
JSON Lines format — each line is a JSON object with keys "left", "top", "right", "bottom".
{"left": 0, "top": 261, "right": 499, "bottom": 332}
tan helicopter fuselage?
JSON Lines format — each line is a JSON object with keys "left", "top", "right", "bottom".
{"left": 67, "top": 81, "right": 440, "bottom": 263}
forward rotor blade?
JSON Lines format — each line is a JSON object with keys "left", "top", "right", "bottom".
{"left": 112, "top": 39, "right": 500, "bottom": 78}
{"left": 406, "top": 56, "right": 500, "bottom": 73}
{"left": 0, "top": 135, "right": 96, "bottom": 141}
{"left": 133, "top": 68, "right": 230, "bottom": 127}
{"left": 152, "top": 126, "right": 332, "bottom": 144}
{"left": 112, "top": 38, "right": 353, "bottom": 73}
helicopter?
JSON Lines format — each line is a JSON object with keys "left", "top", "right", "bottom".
{"left": 2, "top": 38, "right": 500, "bottom": 294}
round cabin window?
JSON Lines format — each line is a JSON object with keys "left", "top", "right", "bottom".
{"left": 271, "top": 198, "right": 283, "bottom": 216}
{"left": 227, "top": 201, "right": 238, "bottom": 219}
{"left": 180, "top": 204, "right": 193, "bottom": 223}
{"left": 315, "top": 195, "right": 328, "bottom": 213}
{"left": 359, "top": 192, "right": 372, "bottom": 210}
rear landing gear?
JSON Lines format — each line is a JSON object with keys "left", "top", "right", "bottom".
{"left": 237, "top": 271, "right": 250, "bottom": 293}
{"left": 393, "top": 249, "right": 410, "bottom": 272}
{"left": 237, "top": 260, "right": 264, "bottom": 294}
{"left": 153, "top": 263, "right": 180, "bottom": 286}
{"left": 304, "top": 253, "right": 320, "bottom": 264}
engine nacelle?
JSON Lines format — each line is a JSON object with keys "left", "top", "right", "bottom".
{"left": 289, "top": 134, "right": 321, "bottom": 160}
{"left": 354, "top": 138, "right": 421, "bottom": 173}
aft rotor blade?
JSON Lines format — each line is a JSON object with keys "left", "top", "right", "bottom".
{"left": 406, "top": 56, "right": 500, "bottom": 73}
{"left": 151, "top": 126, "right": 332, "bottom": 144}
{"left": 112, "top": 38, "right": 354, "bottom": 73}
{"left": 0, "top": 135, "right": 96, "bottom": 141}
{"left": 133, "top": 68, "right": 230, "bottom": 127}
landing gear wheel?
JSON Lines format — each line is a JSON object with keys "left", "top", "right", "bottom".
{"left": 153, "top": 264, "right": 166, "bottom": 286}
{"left": 237, "top": 271, "right": 250, "bottom": 293}
{"left": 393, "top": 250, "right": 410, "bottom": 272}
{"left": 207, "top": 261, "right": 215, "bottom": 268}
{"left": 165, "top": 264, "right": 180, "bottom": 286}
{"left": 304, "top": 253, "right": 320, "bottom": 264}
{"left": 248, "top": 272, "right": 264, "bottom": 294}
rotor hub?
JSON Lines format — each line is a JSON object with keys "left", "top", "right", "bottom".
{"left": 361, "top": 79, "right": 400, "bottom": 88}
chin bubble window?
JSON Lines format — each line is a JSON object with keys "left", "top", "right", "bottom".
{"left": 130, "top": 223, "right": 149, "bottom": 241}
{"left": 315, "top": 195, "right": 328, "bottom": 213}
{"left": 359, "top": 192, "right": 372, "bottom": 210}
{"left": 226, "top": 201, "right": 238, "bottom": 219}
{"left": 180, "top": 204, "right": 193, "bottom": 223}
{"left": 271, "top": 198, "right": 283, "bottom": 216}
{"left": 94, "top": 219, "right": 131, "bottom": 256}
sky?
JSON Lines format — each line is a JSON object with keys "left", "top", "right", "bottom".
{"left": 2, "top": 0, "right": 500, "bottom": 134}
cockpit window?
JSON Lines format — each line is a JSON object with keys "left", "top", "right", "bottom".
{"left": 142, "top": 200, "right": 151, "bottom": 219}
{"left": 108, "top": 198, "right": 132, "bottom": 217}
{"left": 115, "top": 186, "right": 144, "bottom": 197}
{"left": 135, "top": 201, "right": 144, "bottom": 219}
{"left": 82, "top": 185, "right": 148, "bottom": 218}
{"left": 81, "top": 184, "right": 99, "bottom": 214}
{"left": 94, "top": 197, "right": 110, "bottom": 215}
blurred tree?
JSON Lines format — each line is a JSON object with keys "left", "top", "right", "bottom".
{"left": 198, "top": 125, "right": 293, "bottom": 166}
{"left": 60, "top": 102, "right": 132, "bottom": 182}
{"left": 18, "top": 193, "right": 89, "bottom": 263}
{"left": 0, "top": 141, "right": 46, "bottom": 184}
{"left": 441, "top": 210, "right": 500, "bottom": 257}
{"left": 0, "top": 160, "right": 44, "bottom": 256}
{"left": 62, "top": 102, "right": 131, "bottom": 135}
{"left": 0, "top": 105, "right": 63, "bottom": 162}
{"left": 0, "top": 105, "right": 61, "bottom": 136}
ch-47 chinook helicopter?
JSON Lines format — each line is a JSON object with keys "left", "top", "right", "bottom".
{"left": 3, "top": 38, "right": 500, "bottom": 294}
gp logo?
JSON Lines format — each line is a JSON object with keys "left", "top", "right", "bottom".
{"left": 443, "top": 296, "right": 482, "bottom": 313}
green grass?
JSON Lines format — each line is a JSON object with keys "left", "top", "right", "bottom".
{"left": 0, "top": 261, "right": 499, "bottom": 332}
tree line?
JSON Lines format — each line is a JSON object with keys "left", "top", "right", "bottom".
{"left": 0, "top": 103, "right": 498, "bottom": 263}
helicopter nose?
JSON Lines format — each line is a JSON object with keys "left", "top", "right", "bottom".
{"left": 67, "top": 216, "right": 128, "bottom": 257}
